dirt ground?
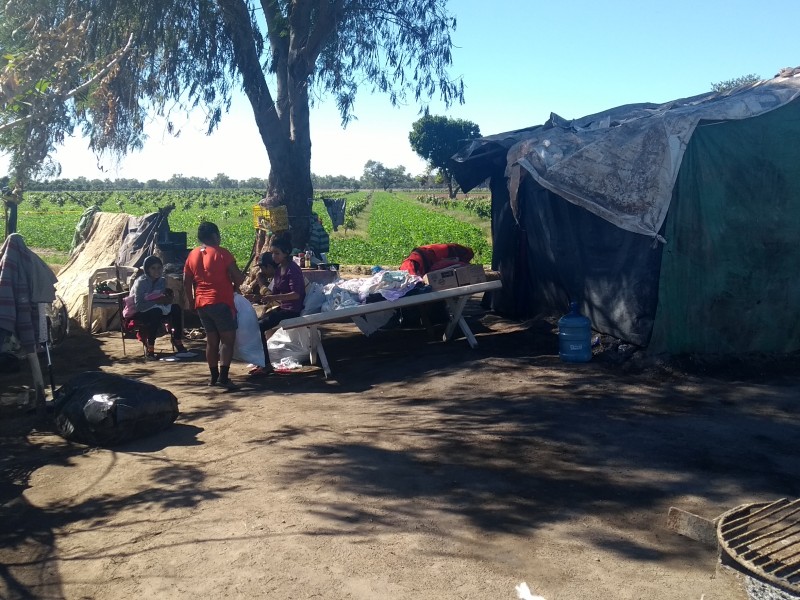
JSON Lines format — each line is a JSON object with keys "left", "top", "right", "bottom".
{"left": 1, "top": 301, "right": 799, "bottom": 600}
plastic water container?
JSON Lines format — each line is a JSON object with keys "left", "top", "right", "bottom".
{"left": 558, "top": 302, "right": 592, "bottom": 363}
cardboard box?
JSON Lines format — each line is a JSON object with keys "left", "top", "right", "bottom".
{"left": 454, "top": 264, "right": 486, "bottom": 286}
{"left": 423, "top": 267, "right": 458, "bottom": 291}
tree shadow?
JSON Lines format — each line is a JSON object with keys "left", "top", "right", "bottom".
{"left": 273, "top": 365, "right": 800, "bottom": 567}
{"left": 0, "top": 432, "right": 246, "bottom": 599}
{"left": 2, "top": 300, "right": 799, "bottom": 596}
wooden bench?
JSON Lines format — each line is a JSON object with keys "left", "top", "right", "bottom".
{"left": 278, "top": 279, "right": 502, "bottom": 377}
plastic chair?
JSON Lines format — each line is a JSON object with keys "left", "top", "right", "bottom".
{"left": 87, "top": 266, "right": 139, "bottom": 352}
{"left": 123, "top": 310, "right": 179, "bottom": 357}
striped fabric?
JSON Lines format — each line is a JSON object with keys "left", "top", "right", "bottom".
{"left": 0, "top": 234, "right": 57, "bottom": 353}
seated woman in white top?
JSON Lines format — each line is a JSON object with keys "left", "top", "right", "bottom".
{"left": 128, "top": 255, "right": 187, "bottom": 358}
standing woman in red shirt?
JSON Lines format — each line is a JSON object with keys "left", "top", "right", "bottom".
{"left": 183, "top": 222, "right": 244, "bottom": 389}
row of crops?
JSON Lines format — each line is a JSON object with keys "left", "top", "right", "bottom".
{"left": 15, "top": 189, "right": 492, "bottom": 267}
{"left": 415, "top": 194, "right": 492, "bottom": 218}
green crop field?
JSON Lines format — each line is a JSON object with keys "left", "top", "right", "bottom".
{"left": 11, "top": 189, "right": 492, "bottom": 267}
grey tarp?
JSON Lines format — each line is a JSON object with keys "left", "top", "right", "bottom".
{"left": 454, "top": 76, "right": 800, "bottom": 241}
{"left": 116, "top": 207, "right": 173, "bottom": 268}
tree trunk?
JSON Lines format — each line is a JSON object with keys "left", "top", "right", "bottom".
{"left": 446, "top": 174, "right": 456, "bottom": 199}
{"left": 264, "top": 136, "right": 312, "bottom": 251}
{"left": 217, "top": 0, "right": 319, "bottom": 258}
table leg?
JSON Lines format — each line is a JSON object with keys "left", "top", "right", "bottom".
{"left": 458, "top": 317, "right": 478, "bottom": 348}
{"left": 27, "top": 352, "right": 47, "bottom": 418}
{"left": 310, "top": 325, "right": 332, "bottom": 378}
{"left": 443, "top": 295, "right": 470, "bottom": 341}
{"left": 308, "top": 325, "right": 318, "bottom": 366}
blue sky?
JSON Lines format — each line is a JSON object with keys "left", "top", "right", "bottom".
{"left": 4, "top": 0, "right": 799, "bottom": 181}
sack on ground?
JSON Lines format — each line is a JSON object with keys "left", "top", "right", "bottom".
{"left": 267, "top": 327, "right": 310, "bottom": 367}
{"left": 232, "top": 292, "right": 265, "bottom": 366}
{"left": 54, "top": 371, "right": 178, "bottom": 446}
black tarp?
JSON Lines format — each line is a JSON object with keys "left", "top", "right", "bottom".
{"left": 54, "top": 371, "right": 179, "bottom": 446}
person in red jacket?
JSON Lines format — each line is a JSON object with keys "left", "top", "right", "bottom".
{"left": 184, "top": 222, "right": 244, "bottom": 389}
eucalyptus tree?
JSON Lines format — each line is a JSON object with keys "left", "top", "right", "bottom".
{"left": 2, "top": 0, "right": 464, "bottom": 245}
{"left": 0, "top": 4, "right": 132, "bottom": 233}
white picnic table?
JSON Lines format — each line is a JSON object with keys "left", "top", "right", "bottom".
{"left": 278, "top": 279, "right": 502, "bottom": 377}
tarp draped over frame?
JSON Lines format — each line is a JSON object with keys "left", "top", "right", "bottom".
{"left": 450, "top": 73, "right": 800, "bottom": 354}
{"left": 453, "top": 78, "right": 800, "bottom": 240}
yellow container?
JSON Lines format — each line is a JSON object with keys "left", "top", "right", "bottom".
{"left": 252, "top": 205, "right": 289, "bottom": 232}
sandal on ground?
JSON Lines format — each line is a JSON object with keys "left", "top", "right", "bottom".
{"left": 247, "top": 366, "right": 272, "bottom": 377}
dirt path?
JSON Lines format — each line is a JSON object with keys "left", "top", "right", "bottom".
{"left": 2, "top": 308, "right": 799, "bottom": 599}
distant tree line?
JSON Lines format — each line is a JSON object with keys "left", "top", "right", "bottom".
{"left": 25, "top": 161, "right": 480, "bottom": 192}
{"left": 26, "top": 173, "right": 265, "bottom": 192}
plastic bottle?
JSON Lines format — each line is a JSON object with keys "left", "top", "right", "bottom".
{"left": 304, "top": 248, "right": 312, "bottom": 267}
{"left": 558, "top": 301, "right": 592, "bottom": 363}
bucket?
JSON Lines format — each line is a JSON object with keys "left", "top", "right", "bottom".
{"left": 558, "top": 302, "right": 592, "bottom": 363}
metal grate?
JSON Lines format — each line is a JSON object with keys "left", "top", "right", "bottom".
{"left": 717, "top": 498, "right": 800, "bottom": 596}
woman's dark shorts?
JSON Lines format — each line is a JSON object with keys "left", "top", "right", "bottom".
{"left": 197, "top": 302, "right": 237, "bottom": 334}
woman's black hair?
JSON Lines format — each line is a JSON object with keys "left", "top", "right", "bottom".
{"left": 270, "top": 235, "right": 293, "bottom": 255}
{"left": 143, "top": 255, "right": 163, "bottom": 272}
{"left": 258, "top": 252, "right": 276, "bottom": 267}
{"left": 197, "top": 221, "right": 220, "bottom": 245}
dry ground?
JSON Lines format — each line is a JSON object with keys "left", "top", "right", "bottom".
{"left": 1, "top": 302, "right": 799, "bottom": 600}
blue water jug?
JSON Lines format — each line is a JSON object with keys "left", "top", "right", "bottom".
{"left": 558, "top": 302, "right": 592, "bottom": 363}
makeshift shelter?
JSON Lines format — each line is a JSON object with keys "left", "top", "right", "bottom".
{"left": 450, "top": 71, "right": 800, "bottom": 354}
{"left": 56, "top": 208, "right": 188, "bottom": 331}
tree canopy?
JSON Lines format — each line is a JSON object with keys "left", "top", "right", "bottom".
{"left": 409, "top": 114, "right": 480, "bottom": 198}
{"left": 2, "top": 0, "right": 465, "bottom": 246}
{"left": 360, "top": 160, "right": 414, "bottom": 190}
{"left": 710, "top": 73, "right": 761, "bottom": 93}
{"left": 0, "top": 7, "right": 133, "bottom": 188}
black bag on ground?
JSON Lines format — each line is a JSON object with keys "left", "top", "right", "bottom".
{"left": 54, "top": 371, "right": 179, "bottom": 446}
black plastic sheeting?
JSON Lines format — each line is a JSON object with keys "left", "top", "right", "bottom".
{"left": 54, "top": 371, "right": 179, "bottom": 446}
{"left": 489, "top": 175, "right": 664, "bottom": 347}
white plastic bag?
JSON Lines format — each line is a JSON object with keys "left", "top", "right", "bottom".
{"left": 267, "top": 327, "right": 310, "bottom": 367}
{"left": 232, "top": 293, "right": 265, "bottom": 366}
{"left": 301, "top": 282, "right": 325, "bottom": 316}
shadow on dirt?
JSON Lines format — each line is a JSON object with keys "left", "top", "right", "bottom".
{"left": 278, "top": 375, "right": 799, "bottom": 561}
{"left": 1, "top": 302, "right": 799, "bottom": 597}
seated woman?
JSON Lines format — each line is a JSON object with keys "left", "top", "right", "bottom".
{"left": 249, "top": 237, "right": 305, "bottom": 376}
{"left": 128, "top": 255, "right": 187, "bottom": 358}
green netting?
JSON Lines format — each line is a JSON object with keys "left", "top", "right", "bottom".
{"left": 650, "top": 100, "right": 800, "bottom": 354}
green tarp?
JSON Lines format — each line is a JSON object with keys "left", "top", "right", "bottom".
{"left": 650, "top": 101, "right": 800, "bottom": 353}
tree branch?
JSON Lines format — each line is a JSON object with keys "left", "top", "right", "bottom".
{"left": 217, "top": 0, "right": 288, "bottom": 155}
{"left": 304, "top": 0, "right": 345, "bottom": 71}
{"left": 65, "top": 33, "right": 134, "bottom": 100}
